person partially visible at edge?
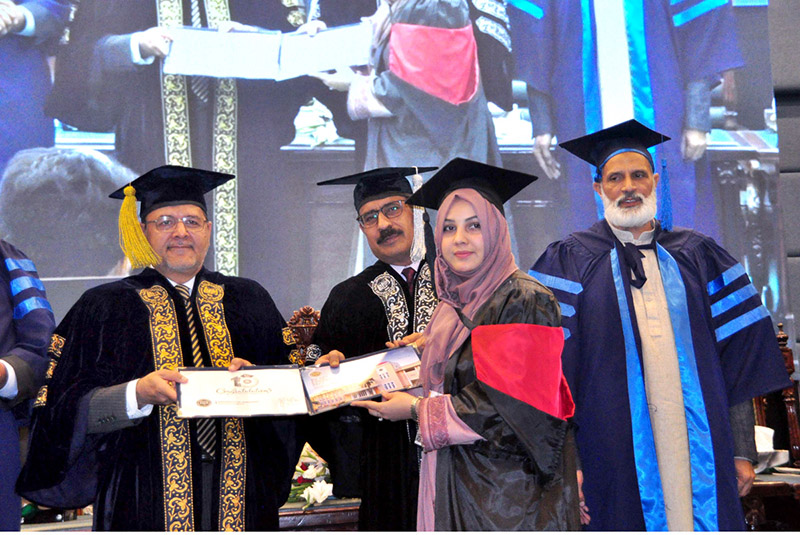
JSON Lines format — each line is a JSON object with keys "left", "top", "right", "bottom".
{"left": 16, "top": 166, "right": 302, "bottom": 530}
{"left": 307, "top": 166, "right": 439, "bottom": 530}
{"left": 531, "top": 119, "right": 791, "bottom": 530}
{"left": 0, "top": 239, "right": 54, "bottom": 531}
{"left": 0, "top": 147, "right": 136, "bottom": 278}
{"left": 353, "top": 158, "right": 581, "bottom": 530}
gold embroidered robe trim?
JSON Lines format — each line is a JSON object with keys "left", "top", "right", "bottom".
{"left": 33, "top": 334, "right": 66, "bottom": 408}
{"left": 138, "top": 285, "right": 195, "bottom": 532}
{"left": 155, "top": 0, "right": 239, "bottom": 276}
{"left": 195, "top": 280, "right": 246, "bottom": 530}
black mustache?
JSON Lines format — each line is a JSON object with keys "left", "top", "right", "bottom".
{"left": 377, "top": 228, "right": 402, "bottom": 244}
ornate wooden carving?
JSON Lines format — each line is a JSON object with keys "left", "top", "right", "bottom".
{"left": 283, "top": 306, "right": 320, "bottom": 366}
{"left": 776, "top": 323, "right": 800, "bottom": 467}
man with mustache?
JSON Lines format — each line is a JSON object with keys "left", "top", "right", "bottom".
{"left": 17, "top": 166, "right": 301, "bottom": 530}
{"left": 306, "top": 168, "right": 438, "bottom": 530}
{"left": 531, "top": 120, "right": 790, "bottom": 531}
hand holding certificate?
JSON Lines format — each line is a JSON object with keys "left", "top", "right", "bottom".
{"left": 176, "top": 345, "right": 421, "bottom": 418}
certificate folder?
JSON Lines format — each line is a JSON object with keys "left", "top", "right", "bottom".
{"left": 163, "top": 21, "right": 372, "bottom": 81}
{"left": 176, "top": 345, "right": 421, "bottom": 418}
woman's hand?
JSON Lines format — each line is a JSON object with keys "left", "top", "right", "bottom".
{"left": 385, "top": 332, "right": 425, "bottom": 351}
{"left": 352, "top": 391, "right": 416, "bottom": 421}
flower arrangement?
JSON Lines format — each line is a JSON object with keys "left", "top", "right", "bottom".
{"left": 288, "top": 443, "right": 334, "bottom": 509}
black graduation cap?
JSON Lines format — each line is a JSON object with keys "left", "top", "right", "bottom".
{"left": 317, "top": 166, "right": 436, "bottom": 212}
{"left": 558, "top": 119, "right": 670, "bottom": 181}
{"left": 405, "top": 158, "right": 538, "bottom": 215}
{"left": 109, "top": 165, "right": 233, "bottom": 269}
{"left": 109, "top": 165, "right": 234, "bottom": 217}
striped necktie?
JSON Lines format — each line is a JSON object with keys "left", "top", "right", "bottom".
{"left": 176, "top": 284, "right": 216, "bottom": 458}
{"left": 189, "top": 0, "right": 211, "bottom": 104}
{"left": 401, "top": 266, "right": 416, "bottom": 296}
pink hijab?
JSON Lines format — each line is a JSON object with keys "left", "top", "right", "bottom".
{"left": 420, "top": 188, "right": 518, "bottom": 392}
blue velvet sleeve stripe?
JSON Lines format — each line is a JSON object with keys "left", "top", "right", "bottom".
{"left": 13, "top": 296, "right": 54, "bottom": 320}
{"left": 507, "top": 0, "right": 544, "bottom": 18}
{"left": 673, "top": 0, "right": 728, "bottom": 27}
{"left": 559, "top": 302, "right": 576, "bottom": 318}
{"left": 10, "top": 276, "right": 46, "bottom": 296}
{"left": 563, "top": 327, "right": 571, "bottom": 341}
{"left": 710, "top": 284, "right": 758, "bottom": 318}
{"left": 707, "top": 263, "right": 746, "bottom": 296}
{"left": 5, "top": 257, "right": 37, "bottom": 273}
{"left": 529, "top": 269, "right": 584, "bottom": 295}
{"left": 715, "top": 305, "right": 771, "bottom": 342}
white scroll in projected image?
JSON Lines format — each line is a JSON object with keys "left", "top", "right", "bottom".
{"left": 163, "top": 21, "right": 372, "bottom": 80}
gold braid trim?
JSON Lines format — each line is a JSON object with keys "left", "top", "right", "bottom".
{"left": 139, "top": 285, "right": 194, "bottom": 532}
{"left": 205, "top": 1, "right": 239, "bottom": 276}
{"left": 157, "top": 0, "right": 192, "bottom": 166}
{"left": 33, "top": 334, "right": 66, "bottom": 408}
{"left": 196, "top": 280, "right": 246, "bottom": 530}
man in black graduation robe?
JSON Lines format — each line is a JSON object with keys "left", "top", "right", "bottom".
{"left": 309, "top": 168, "right": 438, "bottom": 530}
{"left": 17, "top": 167, "right": 301, "bottom": 530}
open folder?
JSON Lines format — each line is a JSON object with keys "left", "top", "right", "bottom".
{"left": 163, "top": 21, "right": 373, "bottom": 81}
{"left": 176, "top": 345, "right": 421, "bottom": 418}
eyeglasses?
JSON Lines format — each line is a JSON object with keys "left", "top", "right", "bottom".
{"left": 356, "top": 200, "right": 405, "bottom": 228}
{"left": 145, "top": 215, "right": 208, "bottom": 232}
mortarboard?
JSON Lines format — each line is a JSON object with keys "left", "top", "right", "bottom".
{"left": 109, "top": 165, "right": 234, "bottom": 269}
{"left": 317, "top": 166, "right": 437, "bottom": 212}
{"left": 558, "top": 119, "right": 670, "bottom": 182}
{"left": 318, "top": 166, "right": 437, "bottom": 264}
{"left": 405, "top": 158, "right": 538, "bottom": 215}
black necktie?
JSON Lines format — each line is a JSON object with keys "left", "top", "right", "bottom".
{"left": 176, "top": 284, "right": 216, "bottom": 458}
{"left": 621, "top": 242, "right": 653, "bottom": 289}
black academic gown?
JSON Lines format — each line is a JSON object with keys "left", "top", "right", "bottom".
{"left": 308, "top": 259, "right": 437, "bottom": 530}
{"left": 17, "top": 268, "right": 302, "bottom": 531}
{"left": 365, "top": 0, "right": 501, "bottom": 169}
{"left": 432, "top": 270, "right": 580, "bottom": 530}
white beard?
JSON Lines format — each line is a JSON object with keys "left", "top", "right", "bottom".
{"left": 600, "top": 187, "right": 657, "bottom": 230}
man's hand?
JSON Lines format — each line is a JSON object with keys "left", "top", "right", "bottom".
{"left": 135, "top": 369, "right": 187, "bottom": 408}
{"left": 533, "top": 133, "right": 561, "bottom": 180}
{"left": 217, "top": 21, "right": 260, "bottom": 33}
{"left": 316, "top": 350, "right": 345, "bottom": 368}
{"left": 296, "top": 20, "right": 327, "bottom": 36}
{"left": 309, "top": 68, "right": 356, "bottom": 92}
{"left": 577, "top": 469, "right": 591, "bottom": 525}
{"left": 735, "top": 458, "right": 755, "bottom": 496}
{"left": 385, "top": 332, "right": 425, "bottom": 351}
{"left": 0, "top": 362, "right": 7, "bottom": 389}
{"left": 352, "top": 391, "right": 415, "bottom": 421}
{"left": 228, "top": 358, "right": 253, "bottom": 371}
{"left": 0, "top": 0, "right": 25, "bottom": 37}
{"left": 681, "top": 128, "right": 708, "bottom": 161}
{"left": 138, "top": 26, "right": 173, "bottom": 59}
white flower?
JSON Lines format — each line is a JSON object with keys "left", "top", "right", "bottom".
{"left": 302, "top": 481, "right": 333, "bottom": 507}
{"left": 302, "top": 463, "right": 322, "bottom": 479}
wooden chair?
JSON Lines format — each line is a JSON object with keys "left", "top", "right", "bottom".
{"left": 752, "top": 323, "right": 800, "bottom": 467}
{"left": 282, "top": 306, "right": 320, "bottom": 366}
{"left": 743, "top": 323, "right": 800, "bottom": 530}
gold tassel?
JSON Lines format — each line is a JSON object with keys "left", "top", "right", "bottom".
{"left": 118, "top": 185, "right": 161, "bottom": 269}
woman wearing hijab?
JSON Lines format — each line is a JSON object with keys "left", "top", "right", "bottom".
{"left": 354, "top": 159, "right": 581, "bottom": 530}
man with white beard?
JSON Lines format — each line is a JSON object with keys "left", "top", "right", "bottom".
{"left": 530, "top": 119, "right": 790, "bottom": 531}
